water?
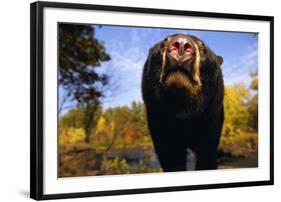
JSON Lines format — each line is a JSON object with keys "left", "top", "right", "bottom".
{"left": 106, "top": 148, "right": 258, "bottom": 171}
{"left": 218, "top": 152, "right": 258, "bottom": 169}
{"left": 107, "top": 148, "right": 160, "bottom": 169}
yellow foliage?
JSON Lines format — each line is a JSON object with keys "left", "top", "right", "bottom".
{"left": 95, "top": 116, "right": 116, "bottom": 137}
{"left": 251, "top": 78, "right": 258, "bottom": 91}
{"left": 223, "top": 85, "right": 249, "bottom": 134}
{"left": 219, "top": 132, "right": 258, "bottom": 157}
{"left": 96, "top": 116, "right": 106, "bottom": 134}
{"left": 110, "top": 121, "right": 115, "bottom": 134}
{"left": 59, "top": 127, "right": 86, "bottom": 145}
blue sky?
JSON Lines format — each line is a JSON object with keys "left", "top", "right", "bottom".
{"left": 93, "top": 25, "right": 258, "bottom": 109}
{"left": 59, "top": 25, "right": 258, "bottom": 111}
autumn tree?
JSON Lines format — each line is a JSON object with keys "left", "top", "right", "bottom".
{"left": 223, "top": 84, "right": 249, "bottom": 137}
{"left": 59, "top": 24, "right": 110, "bottom": 142}
{"left": 92, "top": 102, "right": 150, "bottom": 150}
{"left": 247, "top": 72, "right": 258, "bottom": 131}
{"left": 59, "top": 105, "right": 102, "bottom": 143}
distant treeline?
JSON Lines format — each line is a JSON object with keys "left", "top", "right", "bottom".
{"left": 59, "top": 74, "right": 258, "bottom": 157}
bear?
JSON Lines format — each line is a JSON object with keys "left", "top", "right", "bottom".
{"left": 141, "top": 34, "right": 224, "bottom": 171}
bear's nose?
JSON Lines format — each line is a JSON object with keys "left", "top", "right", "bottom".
{"left": 168, "top": 38, "right": 193, "bottom": 56}
{"left": 167, "top": 37, "right": 194, "bottom": 66}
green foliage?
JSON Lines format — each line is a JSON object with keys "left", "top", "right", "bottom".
{"left": 99, "top": 156, "right": 129, "bottom": 174}
{"left": 57, "top": 26, "right": 259, "bottom": 175}
{"left": 59, "top": 24, "right": 111, "bottom": 143}
{"left": 113, "top": 156, "right": 128, "bottom": 171}
{"left": 59, "top": 23, "right": 110, "bottom": 104}
{"left": 83, "top": 102, "right": 102, "bottom": 143}
{"left": 91, "top": 101, "right": 151, "bottom": 149}
{"left": 59, "top": 104, "right": 102, "bottom": 144}
{"left": 60, "top": 108, "right": 85, "bottom": 128}
{"left": 59, "top": 74, "right": 258, "bottom": 159}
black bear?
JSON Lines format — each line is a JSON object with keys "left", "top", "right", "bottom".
{"left": 141, "top": 34, "right": 224, "bottom": 171}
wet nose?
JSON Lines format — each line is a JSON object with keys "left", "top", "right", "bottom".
{"left": 169, "top": 38, "right": 193, "bottom": 56}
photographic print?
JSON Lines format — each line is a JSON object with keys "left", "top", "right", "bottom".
{"left": 30, "top": 1, "right": 273, "bottom": 200}
{"left": 58, "top": 24, "right": 259, "bottom": 177}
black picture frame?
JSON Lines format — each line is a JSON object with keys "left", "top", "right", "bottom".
{"left": 30, "top": 1, "right": 274, "bottom": 200}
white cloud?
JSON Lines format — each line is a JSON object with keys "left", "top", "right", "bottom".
{"left": 100, "top": 29, "right": 258, "bottom": 108}
{"left": 100, "top": 30, "right": 147, "bottom": 108}
{"left": 223, "top": 42, "right": 258, "bottom": 86}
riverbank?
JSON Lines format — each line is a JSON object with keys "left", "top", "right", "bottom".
{"left": 59, "top": 143, "right": 258, "bottom": 177}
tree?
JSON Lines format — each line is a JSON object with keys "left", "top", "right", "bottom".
{"left": 223, "top": 84, "right": 249, "bottom": 136}
{"left": 59, "top": 24, "right": 110, "bottom": 142}
{"left": 94, "top": 102, "right": 150, "bottom": 150}
{"left": 60, "top": 108, "right": 84, "bottom": 128}
{"left": 248, "top": 72, "right": 258, "bottom": 131}
{"left": 59, "top": 104, "right": 102, "bottom": 144}
{"left": 59, "top": 24, "right": 110, "bottom": 105}
{"left": 59, "top": 127, "right": 86, "bottom": 145}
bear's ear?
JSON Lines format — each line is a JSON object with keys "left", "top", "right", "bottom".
{"left": 217, "top": 55, "right": 223, "bottom": 65}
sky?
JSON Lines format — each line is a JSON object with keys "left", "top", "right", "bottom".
{"left": 59, "top": 25, "right": 258, "bottom": 111}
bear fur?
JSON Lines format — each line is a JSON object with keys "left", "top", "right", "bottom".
{"left": 141, "top": 34, "right": 224, "bottom": 171}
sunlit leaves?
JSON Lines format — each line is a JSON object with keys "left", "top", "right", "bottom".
{"left": 223, "top": 84, "right": 249, "bottom": 134}
{"left": 59, "top": 127, "right": 86, "bottom": 145}
{"left": 59, "top": 77, "right": 258, "bottom": 158}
